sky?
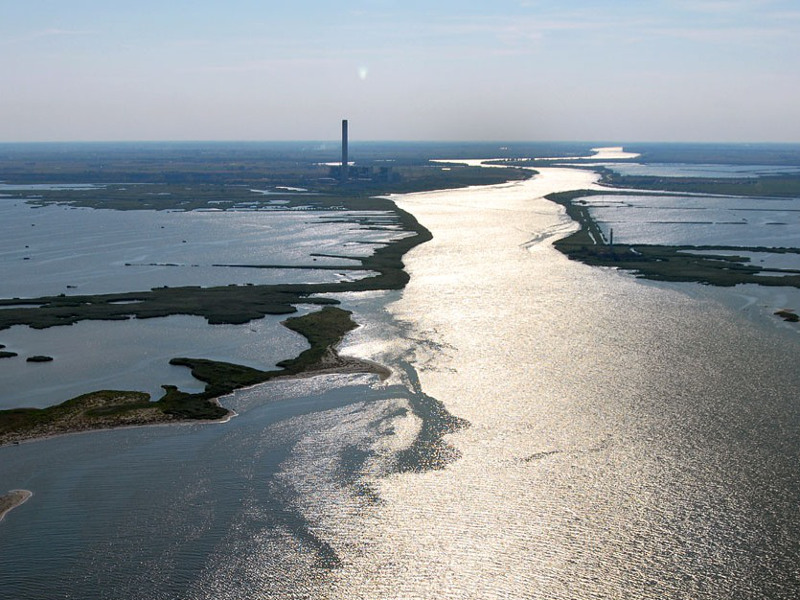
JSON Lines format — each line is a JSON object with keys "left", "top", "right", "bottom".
{"left": 1, "top": 0, "right": 799, "bottom": 143}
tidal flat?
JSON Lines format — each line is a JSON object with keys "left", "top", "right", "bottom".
{"left": 3, "top": 142, "right": 800, "bottom": 600}
{"left": 547, "top": 186, "right": 800, "bottom": 289}
{"left": 0, "top": 306, "right": 391, "bottom": 446}
{"left": 0, "top": 142, "right": 534, "bottom": 443}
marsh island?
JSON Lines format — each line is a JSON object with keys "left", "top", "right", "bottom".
{"left": 0, "top": 142, "right": 528, "bottom": 444}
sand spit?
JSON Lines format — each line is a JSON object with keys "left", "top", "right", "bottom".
{"left": 0, "top": 489, "right": 32, "bottom": 522}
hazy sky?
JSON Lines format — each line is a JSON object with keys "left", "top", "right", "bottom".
{"left": 2, "top": 0, "right": 799, "bottom": 142}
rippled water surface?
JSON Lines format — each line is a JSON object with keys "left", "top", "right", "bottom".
{"left": 321, "top": 169, "right": 800, "bottom": 599}
{"left": 580, "top": 193, "right": 800, "bottom": 247}
{"left": 604, "top": 162, "right": 800, "bottom": 178}
{"left": 0, "top": 202, "right": 393, "bottom": 297}
{"left": 2, "top": 166, "right": 800, "bottom": 599}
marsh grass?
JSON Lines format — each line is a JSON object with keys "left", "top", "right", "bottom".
{"left": 0, "top": 307, "right": 364, "bottom": 443}
{"left": 548, "top": 190, "right": 800, "bottom": 288}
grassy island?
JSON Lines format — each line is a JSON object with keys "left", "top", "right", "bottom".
{"left": 548, "top": 189, "right": 800, "bottom": 289}
{"left": 0, "top": 307, "right": 387, "bottom": 446}
{"left": 0, "top": 144, "right": 529, "bottom": 446}
{"left": 0, "top": 490, "right": 32, "bottom": 522}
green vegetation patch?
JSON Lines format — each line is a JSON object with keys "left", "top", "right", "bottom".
{"left": 0, "top": 391, "right": 160, "bottom": 446}
{"left": 775, "top": 310, "right": 800, "bottom": 322}
{"left": 166, "top": 306, "right": 361, "bottom": 403}
{"left": 0, "top": 307, "right": 368, "bottom": 444}
{"left": 279, "top": 306, "right": 359, "bottom": 370}
{"left": 598, "top": 171, "right": 800, "bottom": 198}
{"left": 548, "top": 190, "right": 800, "bottom": 289}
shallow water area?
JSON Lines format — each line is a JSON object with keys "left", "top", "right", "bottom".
{"left": 316, "top": 167, "right": 800, "bottom": 599}
{"left": 686, "top": 249, "right": 800, "bottom": 273}
{"left": 580, "top": 193, "right": 800, "bottom": 247}
{"left": 603, "top": 162, "right": 800, "bottom": 178}
{"left": 0, "top": 371, "right": 416, "bottom": 599}
{"left": 679, "top": 279, "right": 800, "bottom": 331}
{"left": 0, "top": 313, "right": 309, "bottom": 408}
{"left": 0, "top": 202, "right": 397, "bottom": 297}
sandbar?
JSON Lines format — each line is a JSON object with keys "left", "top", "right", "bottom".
{"left": 0, "top": 306, "right": 390, "bottom": 447}
{"left": 0, "top": 489, "right": 32, "bottom": 522}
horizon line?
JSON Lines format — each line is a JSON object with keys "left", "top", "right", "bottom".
{"left": 1, "top": 139, "right": 799, "bottom": 146}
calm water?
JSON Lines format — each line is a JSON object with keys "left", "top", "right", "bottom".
{"left": 2, "top": 164, "right": 800, "bottom": 599}
{"left": 602, "top": 162, "right": 800, "bottom": 178}
{"left": 0, "top": 202, "right": 392, "bottom": 298}
{"left": 0, "top": 313, "right": 309, "bottom": 408}
{"left": 0, "top": 201, "right": 400, "bottom": 407}
{"left": 580, "top": 193, "right": 800, "bottom": 247}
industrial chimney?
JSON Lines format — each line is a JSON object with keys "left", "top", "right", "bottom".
{"left": 341, "top": 119, "right": 349, "bottom": 182}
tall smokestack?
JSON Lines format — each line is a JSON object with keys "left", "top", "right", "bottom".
{"left": 341, "top": 119, "right": 349, "bottom": 182}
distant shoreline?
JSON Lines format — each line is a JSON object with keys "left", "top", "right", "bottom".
{"left": 0, "top": 158, "right": 445, "bottom": 446}
{"left": 547, "top": 188, "right": 800, "bottom": 291}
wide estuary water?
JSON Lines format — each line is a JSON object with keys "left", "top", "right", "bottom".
{"left": 2, "top": 164, "right": 800, "bottom": 598}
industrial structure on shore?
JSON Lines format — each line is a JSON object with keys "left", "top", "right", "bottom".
{"left": 341, "top": 119, "right": 349, "bottom": 182}
{"left": 328, "top": 119, "right": 397, "bottom": 184}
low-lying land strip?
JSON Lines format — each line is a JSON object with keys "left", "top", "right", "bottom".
{"left": 548, "top": 189, "right": 800, "bottom": 289}
{"left": 0, "top": 195, "right": 429, "bottom": 331}
{"left": 0, "top": 307, "right": 383, "bottom": 446}
{"left": 598, "top": 170, "right": 800, "bottom": 198}
{"left": 0, "top": 489, "right": 32, "bottom": 522}
{"left": 1, "top": 151, "right": 517, "bottom": 447}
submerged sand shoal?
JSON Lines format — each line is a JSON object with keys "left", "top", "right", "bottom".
{"left": 322, "top": 165, "right": 800, "bottom": 599}
{"left": 0, "top": 304, "right": 391, "bottom": 447}
{"left": 0, "top": 352, "right": 389, "bottom": 448}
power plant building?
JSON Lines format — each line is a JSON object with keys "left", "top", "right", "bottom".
{"left": 327, "top": 119, "right": 397, "bottom": 184}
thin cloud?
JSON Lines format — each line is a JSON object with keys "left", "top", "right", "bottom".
{"left": 33, "top": 28, "right": 94, "bottom": 37}
{"left": 768, "top": 10, "right": 800, "bottom": 20}
{"left": 671, "top": 0, "right": 775, "bottom": 13}
{"left": 2, "top": 28, "right": 95, "bottom": 46}
{"left": 651, "top": 24, "right": 796, "bottom": 44}
{"left": 417, "top": 12, "right": 668, "bottom": 59}
{"left": 186, "top": 57, "right": 340, "bottom": 74}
